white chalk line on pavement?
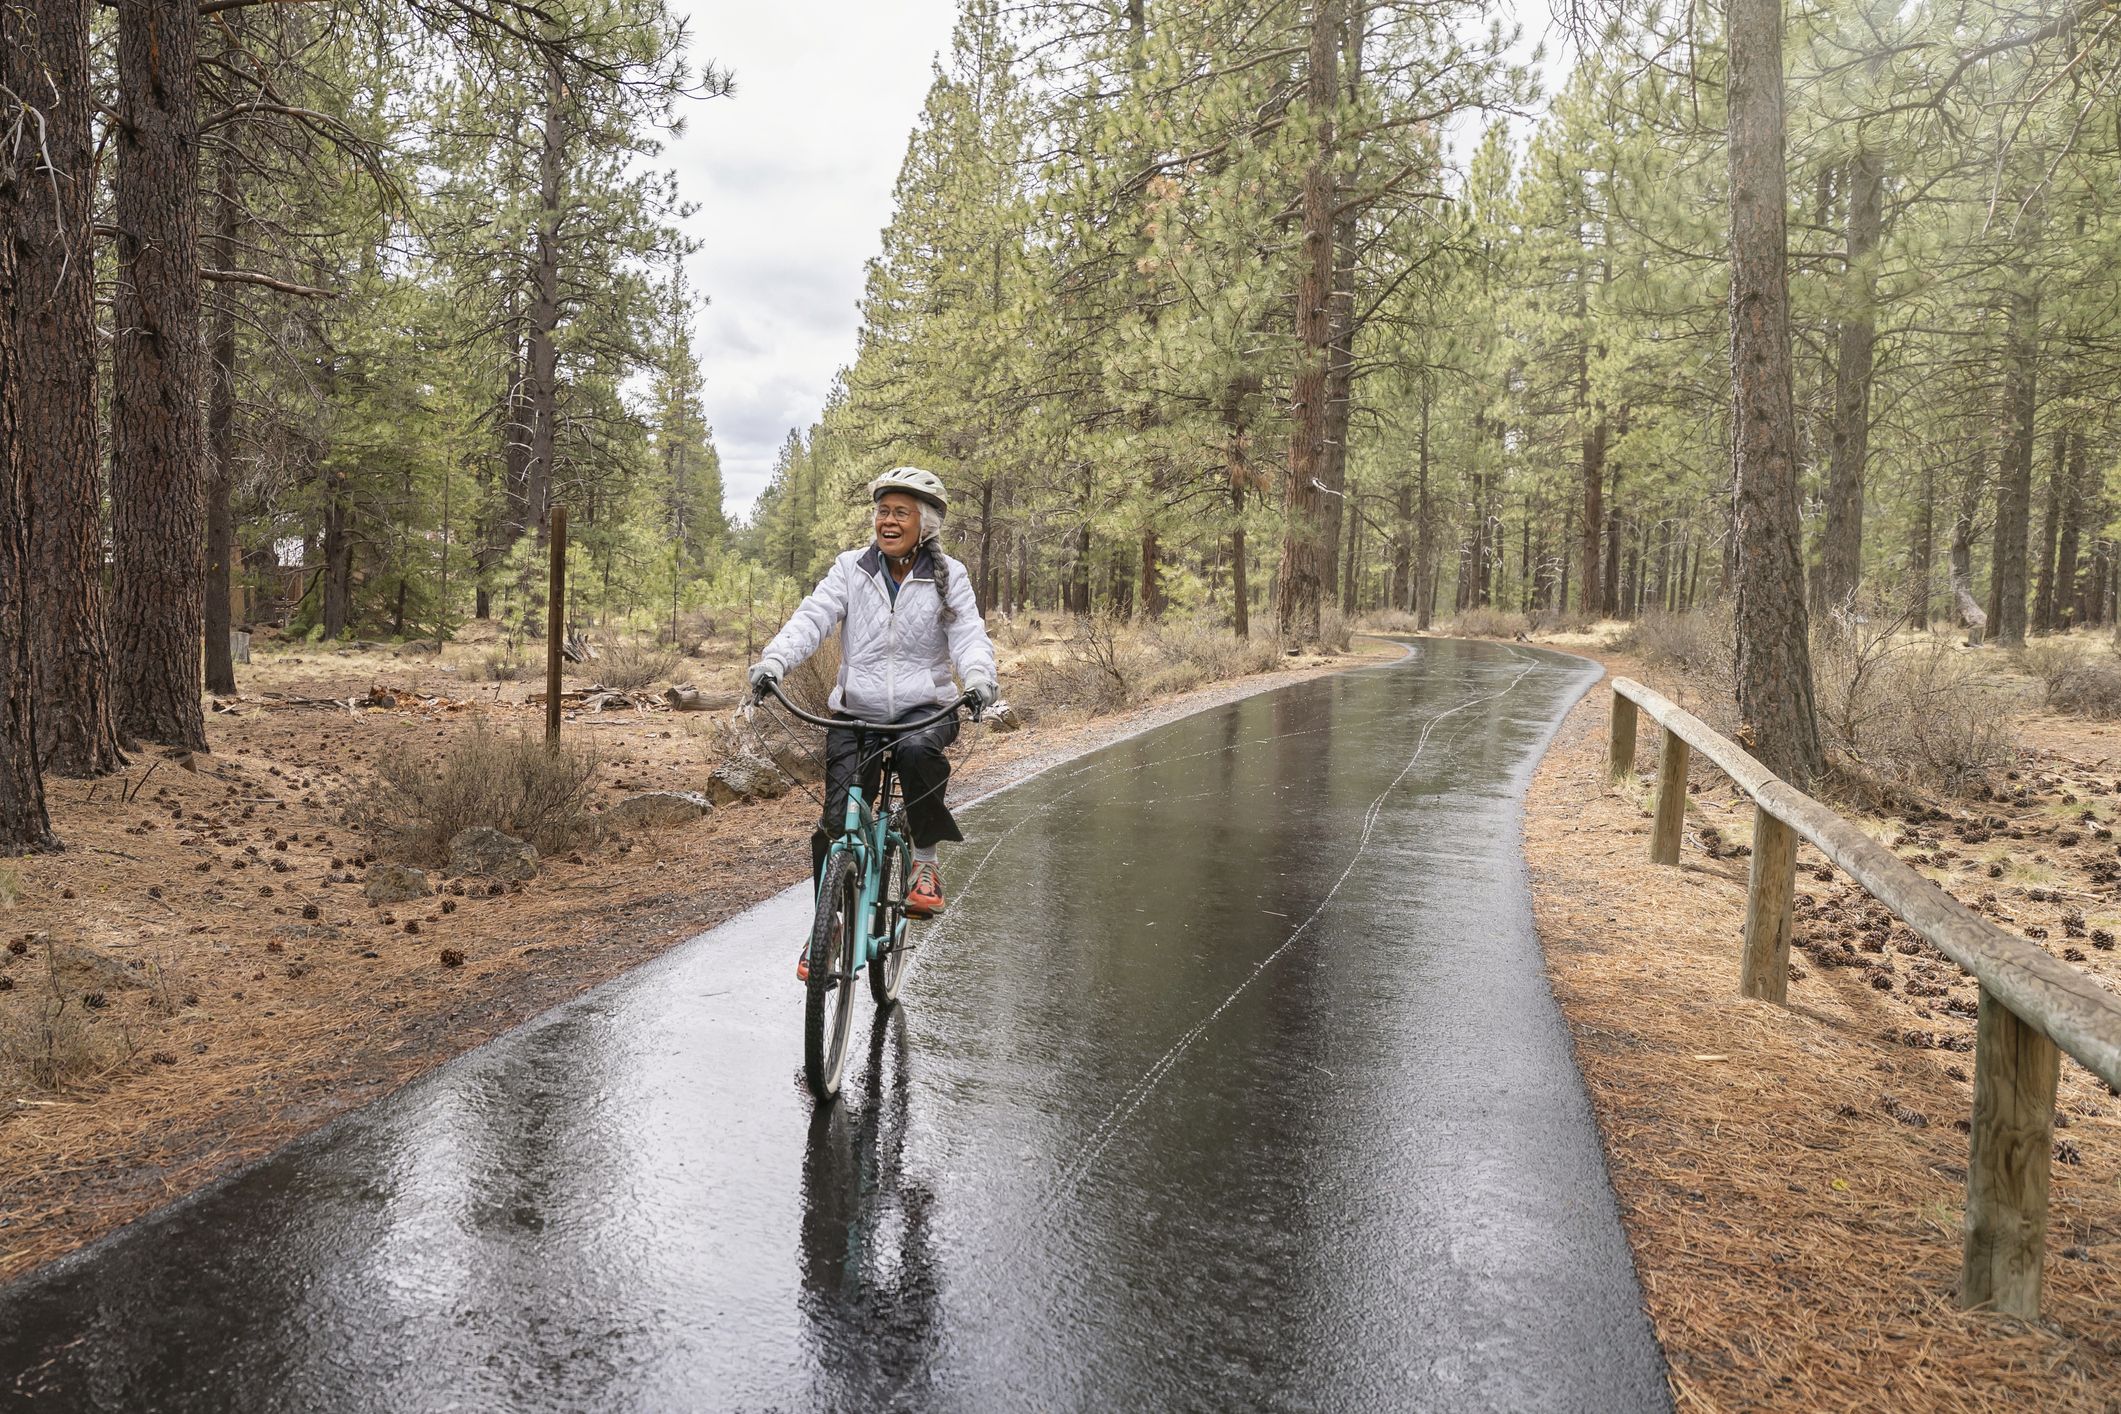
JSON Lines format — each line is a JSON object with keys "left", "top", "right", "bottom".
{"left": 1050, "top": 651, "right": 1544, "bottom": 1197}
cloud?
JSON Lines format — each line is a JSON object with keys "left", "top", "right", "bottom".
{"left": 668, "top": 1, "right": 957, "bottom": 518}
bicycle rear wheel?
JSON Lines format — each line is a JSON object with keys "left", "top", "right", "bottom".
{"left": 868, "top": 837, "right": 910, "bottom": 1007}
{"left": 805, "top": 851, "right": 862, "bottom": 1098}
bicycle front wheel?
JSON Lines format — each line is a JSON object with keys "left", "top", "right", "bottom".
{"left": 868, "top": 838, "right": 910, "bottom": 1007}
{"left": 804, "top": 850, "right": 862, "bottom": 1098}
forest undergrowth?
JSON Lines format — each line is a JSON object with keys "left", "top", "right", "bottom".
{"left": 1507, "top": 612, "right": 2121, "bottom": 1407}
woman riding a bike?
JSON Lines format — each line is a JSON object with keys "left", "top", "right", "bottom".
{"left": 747, "top": 467, "right": 998, "bottom": 955}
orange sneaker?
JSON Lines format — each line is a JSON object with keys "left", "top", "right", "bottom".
{"left": 796, "top": 950, "right": 810, "bottom": 983}
{"left": 905, "top": 861, "right": 945, "bottom": 918}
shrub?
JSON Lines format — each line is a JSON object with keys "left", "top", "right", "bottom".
{"left": 353, "top": 724, "right": 599, "bottom": 863}
{"left": 1358, "top": 608, "right": 1422, "bottom": 634}
{"left": 1438, "top": 605, "right": 1527, "bottom": 640}
{"left": 1317, "top": 607, "right": 1353, "bottom": 653}
{"left": 460, "top": 649, "right": 526, "bottom": 683}
{"left": 1527, "top": 606, "right": 1598, "bottom": 635}
{"left": 2020, "top": 639, "right": 2121, "bottom": 718}
{"left": 596, "top": 641, "right": 681, "bottom": 691}
{"left": 1817, "top": 633, "right": 2016, "bottom": 803}
{"left": 1141, "top": 621, "right": 1284, "bottom": 694}
{"left": 1625, "top": 605, "right": 1736, "bottom": 686}
{"left": 782, "top": 630, "right": 842, "bottom": 715}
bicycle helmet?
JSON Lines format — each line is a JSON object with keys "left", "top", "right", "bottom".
{"left": 868, "top": 466, "right": 949, "bottom": 513}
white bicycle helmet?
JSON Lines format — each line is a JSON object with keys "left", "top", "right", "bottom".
{"left": 868, "top": 466, "right": 949, "bottom": 513}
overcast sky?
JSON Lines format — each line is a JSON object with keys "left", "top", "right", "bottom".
{"left": 665, "top": 2, "right": 1563, "bottom": 524}
{"left": 666, "top": 3, "right": 960, "bottom": 522}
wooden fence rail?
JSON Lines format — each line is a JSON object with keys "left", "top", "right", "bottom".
{"left": 1607, "top": 677, "right": 2121, "bottom": 1318}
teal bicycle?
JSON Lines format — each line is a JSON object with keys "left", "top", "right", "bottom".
{"left": 758, "top": 681, "right": 978, "bottom": 1099}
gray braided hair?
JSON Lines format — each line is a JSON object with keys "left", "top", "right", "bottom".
{"left": 919, "top": 502, "right": 958, "bottom": 625}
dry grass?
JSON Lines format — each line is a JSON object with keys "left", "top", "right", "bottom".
{"left": 1009, "top": 613, "right": 1299, "bottom": 718}
{"left": 1438, "top": 605, "right": 1530, "bottom": 639}
{"left": 2021, "top": 639, "right": 2121, "bottom": 719}
{"left": 781, "top": 630, "right": 843, "bottom": 716}
{"left": 0, "top": 946, "right": 134, "bottom": 1094}
{"left": 459, "top": 648, "right": 529, "bottom": 683}
{"left": 1529, "top": 658, "right": 2121, "bottom": 1410}
{"left": 352, "top": 724, "right": 600, "bottom": 863}
{"left": 1625, "top": 603, "right": 2017, "bottom": 805}
{"left": 594, "top": 641, "right": 682, "bottom": 691}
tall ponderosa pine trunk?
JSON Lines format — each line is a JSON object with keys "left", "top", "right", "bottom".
{"left": 524, "top": 54, "right": 567, "bottom": 550}
{"left": 1725, "top": 0, "right": 1823, "bottom": 786}
{"left": 111, "top": 0, "right": 208, "bottom": 751}
{"left": 1812, "top": 150, "right": 1882, "bottom": 613}
{"left": 2054, "top": 429, "right": 2087, "bottom": 629}
{"left": 11, "top": 0, "right": 124, "bottom": 777}
{"left": 1414, "top": 382, "right": 1434, "bottom": 628}
{"left": 204, "top": 141, "right": 240, "bottom": 696}
{"left": 1908, "top": 461, "right": 1934, "bottom": 629}
{"left": 1993, "top": 260, "right": 2039, "bottom": 648}
{"left": 0, "top": 75, "right": 56, "bottom": 850}
{"left": 1322, "top": 14, "right": 1366, "bottom": 616}
{"left": 1274, "top": 0, "right": 1341, "bottom": 645}
{"left": 2032, "top": 427, "right": 2069, "bottom": 633}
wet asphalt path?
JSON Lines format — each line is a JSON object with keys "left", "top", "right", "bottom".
{"left": 1, "top": 639, "right": 1667, "bottom": 1412}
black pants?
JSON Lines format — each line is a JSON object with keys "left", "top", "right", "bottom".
{"left": 811, "top": 704, "right": 962, "bottom": 883}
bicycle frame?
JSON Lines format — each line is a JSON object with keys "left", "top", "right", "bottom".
{"left": 820, "top": 738, "right": 911, "bottom": 982}
{"left": 757, "top": 680, "right": 974, "bottom": 988}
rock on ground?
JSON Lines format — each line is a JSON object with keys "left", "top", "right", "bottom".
{"left": 604, "top": 791, "right": 714, "bottom": 831}
{"left": 705, "top": 756, "right": 789, "bottom": 805}
{"left": 363, "top": 864, "right": 433, "bottom": 904}
{"left": 446, "top": 827, "right": 540, "bottom": 881}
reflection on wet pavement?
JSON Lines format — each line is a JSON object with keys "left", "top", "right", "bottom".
{"left": 1, "top": 639, "right": 1668, "bottom": 1412}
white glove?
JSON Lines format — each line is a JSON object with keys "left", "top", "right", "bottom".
{"left": 965, "top": 676, "right": 997, "bottom": 715}
{"left": 747, "top": 659, "right": 782, "bottom": 698}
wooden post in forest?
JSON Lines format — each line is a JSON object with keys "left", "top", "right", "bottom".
{"left": 1651, "top": 730, "right": 1689, "bottom": 865}
{"left": 1607, "top": 693, "right": 1638, "bottom": 781}
{"left": 1740, "top": 808, "right": 1795, "bottom": 1003}
{"left": 1960, "top": 989, "right": 2060, "bottom": 1317}
{"left": 546, "top": 505, "right": 566, "bottom": 746}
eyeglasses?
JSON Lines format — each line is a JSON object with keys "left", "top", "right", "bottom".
{"left": 874, "top": 504, "right": 920, "bottom": 523}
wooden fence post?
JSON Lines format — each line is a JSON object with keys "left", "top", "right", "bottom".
{"left": 546, "top": 505, "right": 567, "bottom": 747}
{"left": 1651, "top": 730, "right": 1690, "bottom": 866}
{"left": 1960, "top": 988, "right": 2061, "bottom": 1317}
{"left": 1608, "top": 693, "right": 1638, "bottom": 781}
{"left": 1740, "top": 808, "right": 1795, "bottom": 1003}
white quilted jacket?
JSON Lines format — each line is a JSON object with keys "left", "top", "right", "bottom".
{"left": 761, "top": 544, "right": 997, "bottom": 719}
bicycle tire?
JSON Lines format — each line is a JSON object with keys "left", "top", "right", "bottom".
{"left": 804, "top": 851, "right": 862, "bottom": 1098}
{"left": 868, "top": 837, "right": 910, "bottom": 1007}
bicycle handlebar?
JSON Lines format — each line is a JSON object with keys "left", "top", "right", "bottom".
{"left": 758, "top": 680, "right": 975, "bottom": 733}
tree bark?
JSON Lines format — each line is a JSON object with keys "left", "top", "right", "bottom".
{"left": 1273, "top": 0, "right": 1340, "bottom": 645}
{"left": 1319, "top": 10, "right": 1365, "bottom": 611}
{"left": 2032, "top": 427, "right": 2068, "bottom": 634}
{"left": 524, "top": 55, "right": 567, "bottom": 549}
{"left": 1579, "top": 413, "right": 1607, "bottom": 618}
{"left": 111, "top": 0, "right": 209, "bottom": 751}
{"left": 1908, "top": 461, "right": 1934, "bottom": 629}
{"left": 1994, "top": 275, "right": 2039, "bottom": 649}
{"left": 0, "top": 74, "right": 58, "bottom": 850}
{"left": 1951, "top": 513, "right": 1988, "bottom": 645}
{"left": 204, "top": 137, "right": 240, "bottom": 696}
{"left": 2055, "top": 429, "right": 2086, "bottom": 630}
{"left": 1812, "top": 150, "right": 1881, "bottom": 613}
{"left": 1725, "top": 0, "right": 1823, "bottom": 785}
{"left": 10, "top": 0, "right": 125, "bottom": 776}
{"left": 1414, "top": 383, "right": 1434, "bottom": 628}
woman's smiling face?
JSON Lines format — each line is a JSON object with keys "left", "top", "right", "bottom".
{"left": 874, "top": 491, "right": 923, "bottom": 557}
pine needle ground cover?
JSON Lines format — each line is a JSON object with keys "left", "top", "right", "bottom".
{"left": 1525, "top": 651, "right": 2121, "bottom": 1410}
